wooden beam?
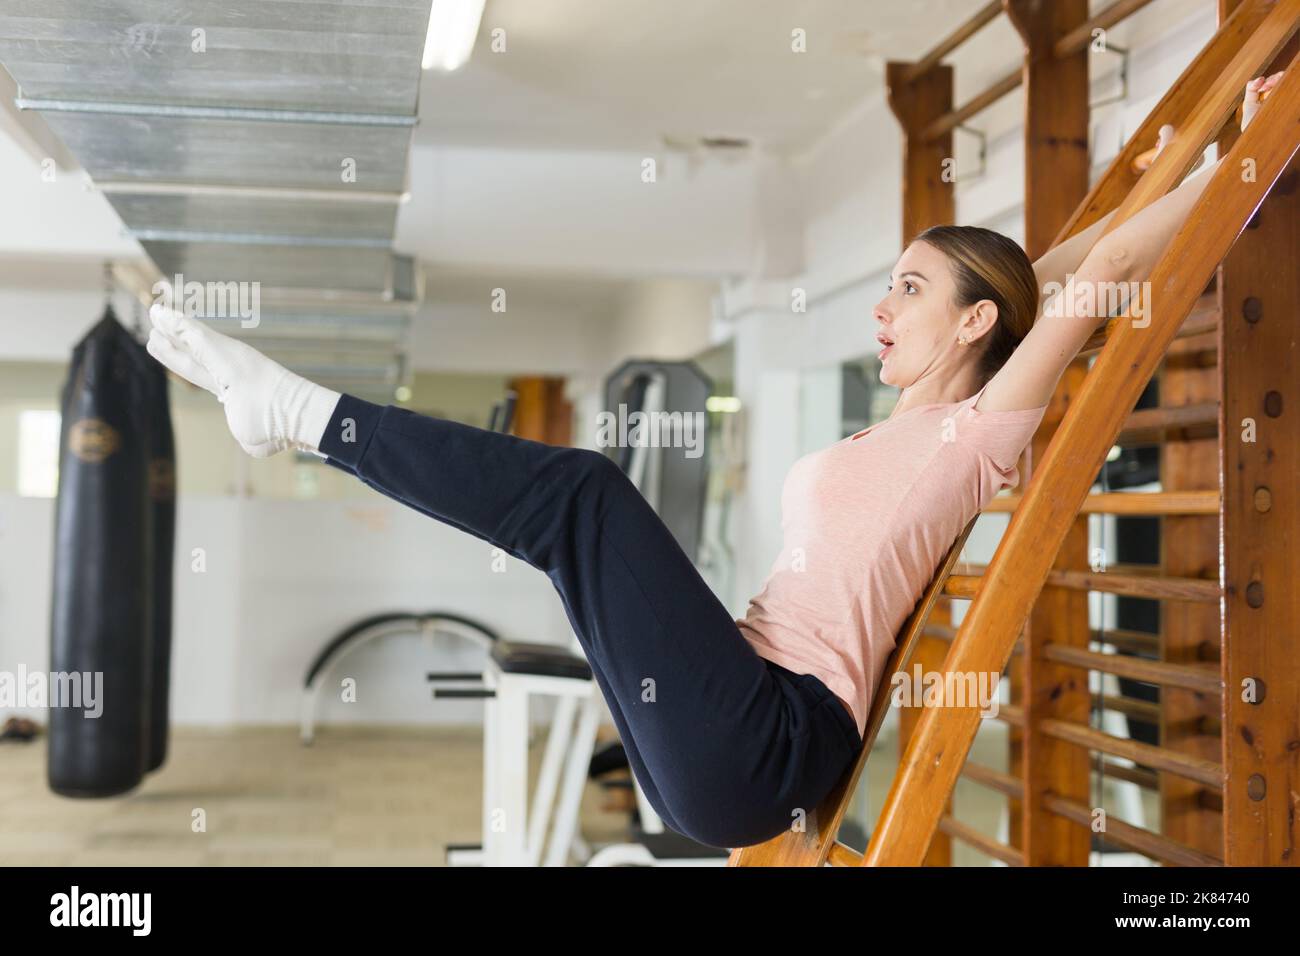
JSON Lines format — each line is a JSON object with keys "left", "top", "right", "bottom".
{"left": 887, "top": 62, "right": 955, "bottom": 243}
{"left": 1157, "top": 114, "right": 1230, "bottom": 869}
{"left": 1220, "top": 149, "right": 1300, "bottom": 865}
{"left": 507, "top": 376, "right": 572, "bottom": 445}
{"left": 1005, "top": 0, "right": 1092, "bottom": 257}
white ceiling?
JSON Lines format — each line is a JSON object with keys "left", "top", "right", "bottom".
{"left": 413, "top": 0, "right": 1003, "bottom": 154}
{"left": 413, "top": 0, "right": 1211, "bottom": 155}
{"left": 0, "top": 0, "right": 1218, "bottom": 337}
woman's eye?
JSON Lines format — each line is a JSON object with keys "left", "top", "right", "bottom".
{"left": 904, "top": 282, "right": 917, "bottom": 295}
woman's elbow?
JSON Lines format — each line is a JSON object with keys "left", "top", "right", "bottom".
{"left": 1088, "top": 237, "right": 1144, "bottom": 287}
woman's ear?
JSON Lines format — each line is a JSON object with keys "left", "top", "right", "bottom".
{"left": 960, "top": 299, "right": 999, "bottom": 344}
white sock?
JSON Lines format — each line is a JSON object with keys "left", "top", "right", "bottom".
{"left": 145, "top": 305, "right": 341, "bottom": 458}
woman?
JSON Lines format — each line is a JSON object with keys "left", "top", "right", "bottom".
{"left": 146, "top": 74, "right": 1282, "bottom": 849}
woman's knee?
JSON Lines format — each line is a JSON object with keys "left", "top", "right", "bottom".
{"left": 559, "top": 448, "right": 633, "bottom": 500}
{"left": 566, "top": 447, "right": 623, "bottom": 483}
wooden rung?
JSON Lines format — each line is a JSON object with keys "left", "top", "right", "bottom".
{"left": 937, "top": 816, "right": 1025, "bottom": 865}
{"left": 1100, "top": 694, "right": 1162, "bottom": 724}
{"left": 1042, "top": 643, "right": 1223, "bottom": 694}
{"left": 1164, "top": 329, "right": 1220, "bottom": 360}
{"left": 1100, "top": 760, "right": 1160, "bottom": 791}
{"left": 1115, "top": 401, "right": 1219, "bottom": 445}
{"left": 928, "top": 625, "right": 1167, "bottom": 661}
{"left": 921, "top": 67, "right": 1022, "bottom": 142}
{"left": 963, "top": 754, "right": 1162, "bottom": 791}
{"left": 899, "top": 0, "right": 1003, "bottom": 83}
{"left": 1093, "top": 627, "right": 1160, "bottom": 654}
{"left": 1077, "top": 292, "right": 1218, "bottom": 358}
{"left": 993, "top": 703, "right": 1024, "bottom": 728}
{"left": 1042, "top": 793, "right": 1223, "bottom": 866}
{"left": 945, "top": 567, "right": 1222, "bottom": 601}
{"left": 1100, "top": 562, "right": 1194, "bottom": 577}
{"left": 914, "top": 633, "right": 1165, "bottom": 719}
{"left": 1039, "top": 718, "right": 1224, "bottom": 788}
{"left": 827, "top": 841, "right": 864, "bottom": 866}
{"left": 943, "top": 575, "right": 981, "bottom": 599}
{"left": 1048, "top": 568, "right": 1221, "bottom": 601}
{"left": 961, "top": 761, "right": 1024, "bottom": 800}
{"left": 923, "top": 624, "right": 1025, "bottom": 656}
{"left": 983, "top": 489, "right": 1218, "bottom": 515}
{"left": 1054, "top": 0, "right": 1159, "bottom": 58}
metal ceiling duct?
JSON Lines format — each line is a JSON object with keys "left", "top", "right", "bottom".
{"left": 0, "top": 0, "right": 432, "bottom": 402}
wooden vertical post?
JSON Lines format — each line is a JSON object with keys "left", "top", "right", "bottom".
{"left": 1005, "top": 0, "right": 1092, "bottom": 259}
{"left": 885, "top": 59, "right": 956, "bottom": 866}
{"left": 1218, "top": 8, "right": 1300, "bottom": 863}
{"left": 508, "top": 376, "right": 573, "bottom": 446}
{"left": 886, "top": 63, "right": 955, "bottom": 244}
{"left": 1156, "top": 327, "right": 1223, "bottom": 855}
{"left": 1004, "top": 0, "right": 1092, "bottom": 865}
{"left": 1220, "top": 154, "right": 1300, "bottom": 866}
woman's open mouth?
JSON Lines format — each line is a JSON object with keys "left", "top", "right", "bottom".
{"left": 877, "top": 331, "right": 894, "bottom": 360}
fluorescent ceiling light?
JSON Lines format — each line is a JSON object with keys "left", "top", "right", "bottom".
{"left": 422, "top": 0, "right": 488, "bottom": 72}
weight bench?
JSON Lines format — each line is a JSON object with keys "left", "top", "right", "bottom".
{"left": 437, "top": 638, "right": 602, "bottom": 867}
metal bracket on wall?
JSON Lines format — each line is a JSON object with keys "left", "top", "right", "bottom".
{"left": 1089, "top": 43, "right": 1130, "bottom": 110}
{"left": 953, "top": 124, "right": 988, "bottom": 184}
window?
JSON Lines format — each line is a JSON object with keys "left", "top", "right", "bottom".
{"left": 18, "top": 409, "right": 60, "bottom": 498}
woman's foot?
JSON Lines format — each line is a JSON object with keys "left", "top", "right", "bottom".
{"left": 146, "top": 304, "right": 341, "bottom": 457}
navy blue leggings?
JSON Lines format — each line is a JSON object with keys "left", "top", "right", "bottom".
{"left": 319, "top": 395, "right": 861, "bottom": 849}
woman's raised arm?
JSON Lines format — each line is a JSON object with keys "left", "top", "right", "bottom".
{"left": 978, "top": 71, "right": 1284, "bottom": 414}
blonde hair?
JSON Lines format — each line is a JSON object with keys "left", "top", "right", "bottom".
{"left": 912, "top": 225, "right": 1038, "bottom": 384}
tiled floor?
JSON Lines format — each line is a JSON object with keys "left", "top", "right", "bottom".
{"left": 0, "top": 725, "right": 628, "bottom": 866}
{"left": 0, "top": 721, "right": 1159, "bottom": 866}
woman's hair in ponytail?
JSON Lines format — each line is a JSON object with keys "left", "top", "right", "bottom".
{"left": 912, "top": 225, "right": 1039, "bottom": 383}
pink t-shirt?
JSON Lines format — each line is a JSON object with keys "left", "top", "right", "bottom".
{"left": 736, "top": 384, "right": 1048, "bottom": 738}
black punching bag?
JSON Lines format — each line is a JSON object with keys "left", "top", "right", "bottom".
{"left": 48, "top": 312, "right": 154, "bottom": 797}
{"left": 140, "top": 342, "right": 175, "bottom": 773}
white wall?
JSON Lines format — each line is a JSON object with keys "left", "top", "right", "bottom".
{"left": 603, "top": 278, "right": 717, "bottom": 367}
{"left": 407, "top": 299, "right": 612, "bottom": 377}
{"left": 0, "top": 491, "right": 572, "bottom": 727}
